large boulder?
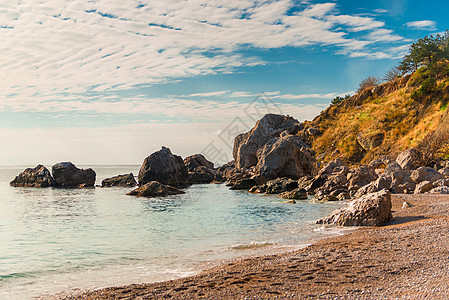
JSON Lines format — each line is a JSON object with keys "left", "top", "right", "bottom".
{"left": 233, "top": 114, "right": 302, "bottom": 169}
{"left": 347, "top": 165, "right": 378, "bottom": 191}
{"left": 414, "top": 181, "right": 434, "bottom": 194}
{"left": 317, "top": 189, "right": 392, "bottom": 226}
{"left": 127, "top": 181, "right": 185, "bottom": 198}
{"left": 411, "top": 166, "right": 444, "bottom": 184}
{"left": 52, "top": 162, "right": 96, "bottom": 188}
{"left": 255, "top": 135, "right": 317, "bottom": 180}
{"left": 183, "top": 154, "right": 214, "bottom": 171}
{"left": 101, "top": 173, "right": 137, "bottom": 187}
{"left": 263, "top": 177, "right": 298, "bottom": 194}
{"left": 10, "top": 165, "right": 55, "bottom": 188}
{"left": 187, "top": 166, "right": 216, "bottom": 184}
{"left": 279, "top": 188, "right": 308, "bottom": 200}
{"left": 138, "top": 147, "right": 188, "bottom": 187}
{"left": 396, "top": 149, "right": 420, "bottom": 170}
{"left": 318, "top": 158, "right": 347, "bottom": 176}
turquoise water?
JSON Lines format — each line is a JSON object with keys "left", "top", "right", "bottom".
{"left": 0, "top": 166, "right": 346, "bottom": 299}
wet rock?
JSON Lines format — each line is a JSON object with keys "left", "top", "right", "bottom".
{"left": 410, "top": 167, "right": 444, "bottom": 184}
{"left": 305, "top": 175, "right": 327, "bottom": 194}
{"left": 414, "top": 181, "right": 434, "bottom": 194}
{"left": 313, "top": 194, "right": 339, "bottom": 202}
{"left": 255, "top": 135, "right": 317, "bottom": 180}
{"left": 101, "top": 173, "right": 137, "bottom": 187}
{"left": 279, "top": 188, "right": 307, "bottom": 200}
{"left": 52, "top": 162, "right": 96, "bottom": 188}
{"left": 317, "top": 189, "right": 392, "bottom": 226}
{"left": 396, "top": 149, "right": 420, "bottom": 170}
{"left": 184, "top": 154, "right": 214, "bottom": 172}
{"left": 233, "top": 114, "right": 302, "bottom": 169}
{"left": 138, "top": 146, "right": 188, "bottom": 187}
{"left": 127, "top": 181, "right": 185, "bottom": 198}
{"left": 10, "top": 165, "right": 55, "bottom": 188}
{"left": 229, "top": 178, "right": 258, "bottom": 190}
{"left": 216, "top": 161, "right": 238, "bottom": 181}
{"left": 264, "top": 177, "right": 299, "bottom": 194}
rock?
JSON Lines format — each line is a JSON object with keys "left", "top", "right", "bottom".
{"left": 414, "top": 181, "right": 434, "bottom": 194}
{"left": 283, "top": 199, "right": 296, "bottom": 204}
{"left": 317, "top": 189, "right": 392, "bottom": 226}
{"left": 438, "top": 168, "right": 449, "bottom": 177}
{"left": 138, "top": 147, "right": 188, "bottom": 187}
{"left": 318, "top": 158, "right": 347, "bottom": 176}
{"left": 183, "top": 154, "right": 214, "bottom": 171}
{"left": 313, "top": 194, "right": 339, "bottom": 202}
{"left": 433, "top": 179, "right": 449, "bottom": 187}
{"left": 264, "top": 177, "right": 299, "bottom": 194}
{"left": 402, "top": 201, "right": 413, "bottom": 209}
{"left": 216, "top": 161, "right": 238, "bottom": 181}
{"left": 305, "top": 175, "right": 327, "bottom": 194}
{"left": 347, "top": 165, "right": 378, "bottom": 191}
{"left": 428, "top": 186, "right": 449, "bottom": 194}
{"left": 337, "top": 192, "right": 351, "bottom": 200}
{"left": 410, "top": 167, "right": 444, "bottom": 184}
{"left": 101, "top": 173, "right": 137, "bottom": 187}
{"left": 306, "top": 127, "right": 319, "bottom": 136}
{"left": 356, "top": 131, "right": 384, "bottom": 151}
{"left": 187, "top": 166, "right": 216, "bottom": 184}
{"left": 353, "top": 176, "right": 392, "bottom": 198}
{"left": 52, "top": 162, "right": 96, "bottom": 188}
{"left": 229, "top": 178, "right": 258, "bottom": 190}
{"left": 233, "top": 114, "right": 302, "bottom": 169}
{"left": 255, "top": 135, "right": 317, "bottom": 180}
{"left": 396, "top": 149, "right": 420, "bottom": 170}
{"left": 10, "top": 165, "right": 55, "bottom": 188}
{"left": 279, "top": 188, "right": 308, "bottom": 200}
{"left": 127, "top": 181, "right": 185, "bottom": 198}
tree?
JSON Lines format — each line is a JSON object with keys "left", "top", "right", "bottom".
{"left": 383, "top": 66, "right": 401, "bottom": 82}
{"left": 357, "top": 75, "right": 379, "bottom": 93}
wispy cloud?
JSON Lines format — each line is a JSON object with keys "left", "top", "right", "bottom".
{"left": 405, "top": 20, "right": 437, "bottom": 31}
{"left": 0, "top": 0, "right": 408, "bottom": 104}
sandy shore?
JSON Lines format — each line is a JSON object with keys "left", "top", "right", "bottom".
{"left": 60, "top": 194, "right": 449, "bottom": 299}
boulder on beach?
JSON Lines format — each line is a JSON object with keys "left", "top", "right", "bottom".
{"left": 127, "top": 181, "right": 185, "bottom": 198}
{"left": 52, "top": 162, "right": 96, "bottom": 188}
{"left": 138, "top": 147, "right": 188, "bottom": 187}
{"left": 411, "top": 166, "right": 444, "bottom": 184}
{"left": 101, "top": 173, "right": 137, "bottom": 187}
{"left": 279, "top": 188, "right": 308, "bottom": 200}
{"left": 396, "top": 148, "right": 420, "bottom": 170}
{"left": 233, "top": 114, "right": 302, "bottom": 169}
{"left": 184, "top": 154, "right": 214, "bottom": 171}
{"left": 10, "top": 165, "right": 55, "bottom": 188}
{"left": 317, "top": 189, "right": 392, "bottom": 226}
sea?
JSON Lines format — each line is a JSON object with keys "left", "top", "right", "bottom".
{"left": 0, "top": 165, "right": 348, "bottom": 299}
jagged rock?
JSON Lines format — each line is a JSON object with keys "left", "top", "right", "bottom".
{"left": 356, "top": 131, "right": 384, "bottom": 151}
{"left": 138, "top": 147, "right": 188, "bottom": 187}
{"left": 353, "top": 176, "right": 392, "bottom": 198}
{"left": 396, "top": 149, "right": 420, "bottom": 170}
{"left": 264, "top": 177, "right": 299, "bottom": 194}
{"left": 318, "top": 158, "right": 347, "bottom": 176}
{"left": 183, "top": 154, "right": 214, "bottom": 172}
{"left": 233, "top": 114, "right": 302, "bottom": 169}
{"left": 101, "top": 173, "right": 137, "bottom": 187}
{"left": 428, "top": 186, "right": 449, "bottom": 194}
{"left": 306, "top": 175, "right": 327, "bottom": 194}
{"left": 187, "top": 166, "right": 216, "bottom": 184}
{"left": 313, "top": 194, "right": 339, "bottom": 202}
{"left": 229, "top": 178, "right": 258, "bottom": 190}
{"left": 279, "top": 188, "right": 308, "bottom": 200}
{"left": 10, "top": 165, "right": 55, "bottom": 188}
{"left": 216, "top": 161, "right": 238, "bottom": 181}
{"left": 347, "top": 165, "right": 378, "bottom": 191}
{"left": 127, "top": 181, "right": 184, "bottom": 198}
{"left": 317, "top": 189, "right": 392, "bottom": 226}
{"left": 410, "top": 167, "right": 444, "bottom": 184}
{"left": 337, "top": 192, "right": 351, "bottom": 200}
{"left": 52, "top": 162, "right": 96, "bottom": 188}
{"left": 414, "top": 181, "right": 434, "bottom": 194}
{"left": 255, "top": 135, "right": 317, "bottom": 180}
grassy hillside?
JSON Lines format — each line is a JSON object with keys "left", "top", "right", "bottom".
{"left": 302, "top": 62, "right": 449, "bottom": 165}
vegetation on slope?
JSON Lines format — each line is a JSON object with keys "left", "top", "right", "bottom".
{"left": 302, "top": 31, "right": 449, "bottom": 166}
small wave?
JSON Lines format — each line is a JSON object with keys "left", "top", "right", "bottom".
{"left": 230, "top": 242, "right": 274, "bottom": 250}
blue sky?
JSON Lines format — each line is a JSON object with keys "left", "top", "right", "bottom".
{"left": 0, "top": 0, "right": 448, "bottom": 165}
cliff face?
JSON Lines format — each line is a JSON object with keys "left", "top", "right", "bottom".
{"left": 302, "top": 66, "right": 449, "bottom": 165}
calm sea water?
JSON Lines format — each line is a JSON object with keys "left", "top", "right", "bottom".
{"left": 0, "top": 166, "right": 347, "bottom": 299}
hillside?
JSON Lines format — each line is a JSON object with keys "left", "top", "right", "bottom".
{"left": 301, "top": 62, "right": 449, "bottom": 166}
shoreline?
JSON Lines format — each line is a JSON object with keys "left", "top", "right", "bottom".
{"left": 58, "top": 194, "right": 449, "bottom": 299}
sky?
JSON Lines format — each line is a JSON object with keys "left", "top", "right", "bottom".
{"left": 0, "top": 0, "right": 448, "bottom": 166}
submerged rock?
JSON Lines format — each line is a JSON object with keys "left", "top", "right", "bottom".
{"left": 101, "top": 173, "right": 137, "bottom": 187}
{"left": 52, "top": 162, "right": 96, "bottom": 188}
{"left": 10, "top": 165, "right": 55, "bottom": 188}
{"left": 138, "top": 146, "right": 188, "bottom": 187}
{"left": 317, "top": 189, "right": 392, "bottom": 227}
{"left": 127, "top": 181, "right": 185, "bottom": 198}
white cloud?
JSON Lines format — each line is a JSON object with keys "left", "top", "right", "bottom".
{"left": 405, "top": 20, "right": 437, "bottom": 30}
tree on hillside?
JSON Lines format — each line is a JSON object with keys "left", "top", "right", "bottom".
{"left": 357, "top": 75, "right": 379, "bottom": 93}
{"left": 383, "top": 66, "right": 401, "bottom": 82}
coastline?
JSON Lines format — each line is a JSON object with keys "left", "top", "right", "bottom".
{"left": 58, "top": 194, "right": 449, "bottom": 299}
